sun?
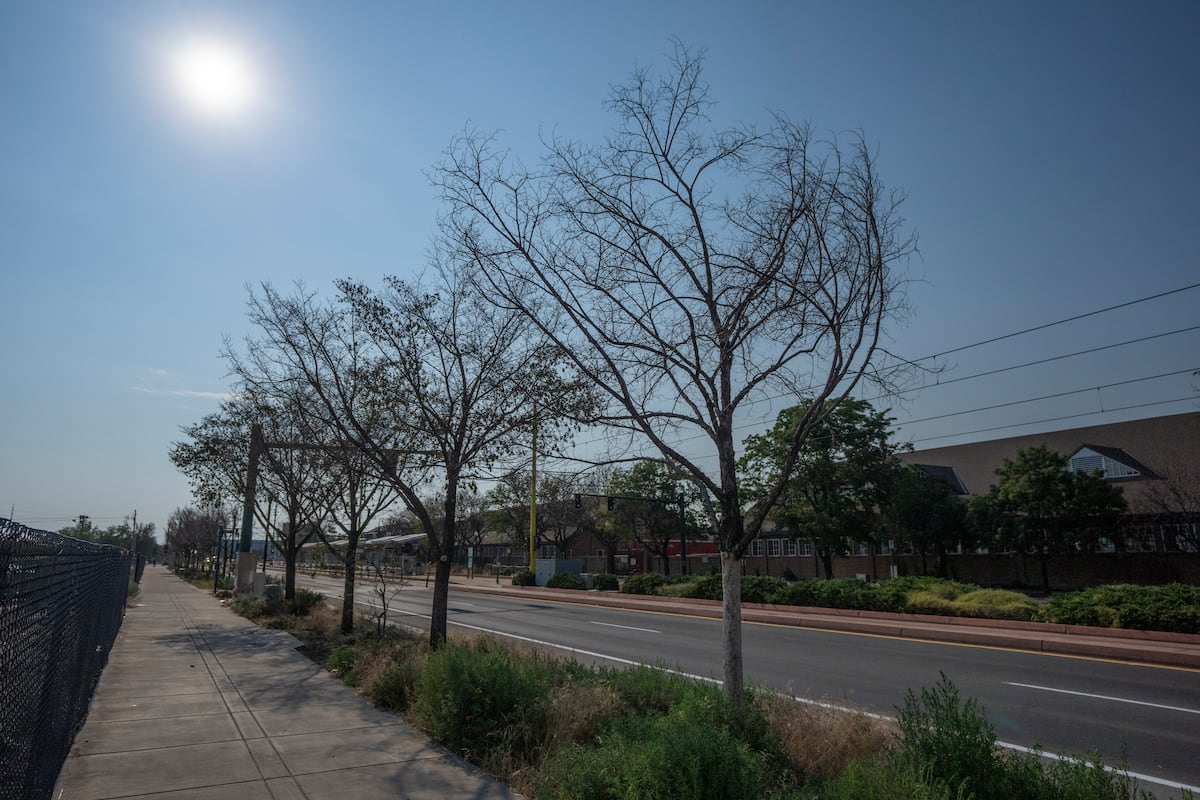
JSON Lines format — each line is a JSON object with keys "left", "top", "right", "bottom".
{"left": 166, "top": 36, "right": 260, "bottom": 122}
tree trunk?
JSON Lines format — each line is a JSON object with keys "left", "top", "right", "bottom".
{"left": 1039, "top": 548, "right": 1050, "bottom": 593}
{"left": 429, "top": 555, "right": 451, "bottom": 649}
{"left": 820, "top": 550, "right": 834, "bottom": 580}
{"left": 720, "top": 550, "right": 744, "bottom": 712}
{"left": 284, "top": 544, "right": 297, "bottom": 600}
{"left": 341, "top": 552, "right": 356, "bottom": 634}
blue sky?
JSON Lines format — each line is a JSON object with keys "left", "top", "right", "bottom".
{"left": 2, "top": 1, "right": 1197, "bottom": 538}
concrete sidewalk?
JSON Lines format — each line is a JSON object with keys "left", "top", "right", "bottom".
{"left": 54, "top": 566, "right": 519, "bottom": 800}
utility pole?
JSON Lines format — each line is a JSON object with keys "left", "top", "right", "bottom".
{"left": 131, "top": 509, "right": 138, "bottom": 555}
{"left": 528, "top": 403, "right": 537, "bottom": 574}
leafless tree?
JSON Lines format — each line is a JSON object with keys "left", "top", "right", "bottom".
{"left": 318, "top": 442, "right": 402, "bottom": 633}
{"left": 436, "top": 42, "right": 914, "bottom": 705}
{"left": 165, "top": 506, "right": 224, "bottom": 569}
{"left": 227, "top": 261, "right": 589, "bottom": 649}
{"left": 170, "top": 396, "right": 331, "bottom": 598}
{"left": 1142, "top": 453, "right": 1200, "bottom": 551}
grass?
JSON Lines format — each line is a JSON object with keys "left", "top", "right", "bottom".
{"left": 223, "top": 577, "right": 1183, "bottom": 800}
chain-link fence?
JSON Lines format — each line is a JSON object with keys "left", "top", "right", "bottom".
{"left": 0, "top": 518, "right": 133, "bottom": 800}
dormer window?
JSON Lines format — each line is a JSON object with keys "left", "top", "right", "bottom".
{"left": 1067, "top": 445, "right": 1157, "bottom": 481}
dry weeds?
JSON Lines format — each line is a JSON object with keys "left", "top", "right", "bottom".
{"left": 753, "top": 689, "right": 896, "bottom": 778}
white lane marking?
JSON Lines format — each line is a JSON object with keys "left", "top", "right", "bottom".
{"left": 342, "top": 591, "right": 1200, "bottom": 795}
{"left": 589, "top": 621, "right": 661, "bottom": 634}
{"left": 1004, "top": 681, "right": 1200, "bottom": 715}
{"left": 997, "top": 740, "right": 1200, "bottom": 795}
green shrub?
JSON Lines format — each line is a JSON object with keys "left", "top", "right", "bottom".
{"left": 805, "top": 757, "right": 965, "bottom": 800}
{"left": 546, "top": 572, "right": 586, "bottom": 590}
{"left": 325, "top": 646, "right": 357, "bottom": 681}
{"left": 1040, "top": 583, "right": 1200, "bottom": 634}
{"left": 905, "top": 590, "right": 958, "bottom": 616}
{"left": 676, "top": 573, "right": 721, "bottom": 599}
{"left": 414, "top": 637, "right": 585, "bottom": 771}
{"left": 532, "top": 685, "right": 776, "bottom": 800}
{"left": 231, "top": 595, "right": 270, "bottom": 619}
{"left": 742, "top": 575, "right": 788, "bottom": 603}
{"left": 620, "top": 572, "right": 666, "bottom": 595}
{"left": 952, "top": 589, "right": 1038, "bottom": 622}
{"left": 371, "top": 662, "right": 420, "bottom": 711}
{"left": 288, "top": 588, "right": 325, "bottom": 615}
{"left": 895, "top": 672, "right": 1007, "bottom": 800}
{"left": 511, "top": 570, "right": 536, "bottom": 586}
{"left": 591, "top": 572, "right": 619, "bottom": 591}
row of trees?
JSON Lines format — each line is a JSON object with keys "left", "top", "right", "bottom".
{"left": 172, "top": 42, "right": 914, "bottom": 710}
{"left": 58, "top": 515, "right": 157, "bottom": 559}
{"left": 741, "top": 398, "right": 1130, "bottom": 590}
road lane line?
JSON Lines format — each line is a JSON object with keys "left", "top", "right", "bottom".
{"left": 1004, "top": 681, "right": 1200, "bottom": 715}
{"left": 997, "top": 740, "right": 1200, "bottom": 795}
{"left": 589, "top": 621, "right": 661, "bottom": 634}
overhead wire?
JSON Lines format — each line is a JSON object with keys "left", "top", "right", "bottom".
{"left": 547, "top": 282, "right": 1200, "bottom": 468}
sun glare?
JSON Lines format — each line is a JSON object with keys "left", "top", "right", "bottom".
{"left": 166, "top": 36, "right": 260, "bottom": 122}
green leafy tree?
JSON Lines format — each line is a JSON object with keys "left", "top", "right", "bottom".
{"left": 605, "top": 461, "right": 704, "bottom": 576}
{"left": 970, "top": 445, "right": 1127, "bottom": 591}
{"left": 740, "top": 399, "right": 903, "bottom": 579}
{"left": 882, "top": 466, "right": 969, "bottom": 577}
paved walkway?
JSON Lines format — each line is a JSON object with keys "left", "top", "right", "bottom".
{"left": 54, "top": 566, "right": 519, "bottom": 800}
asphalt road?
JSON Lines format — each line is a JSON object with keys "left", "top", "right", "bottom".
{"left": 293, "top": 572, "right": 1200, "bottom": 797}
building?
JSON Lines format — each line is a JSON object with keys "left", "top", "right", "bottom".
{"left": 892, "top": 411, "right": 1200, "bottom": 588}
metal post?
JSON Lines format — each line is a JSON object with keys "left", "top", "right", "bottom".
{"left": 528, "top": 403, "right": 537, "bottom": 574}
{"left": 678, "top": 494, "right": 687, "bottom": 576}
{"left": 235, "top": 424, "right": 264, "bottom": 593}
{"left": 214, "top": 526, "right": 224, "bottom": 592}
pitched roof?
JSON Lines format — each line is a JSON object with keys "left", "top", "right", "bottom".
{"left": 911, "top": 464, "right": 969, "bottom": 495}
{"left": 1071, "top": 444, "right": 1162, "bottom": 480}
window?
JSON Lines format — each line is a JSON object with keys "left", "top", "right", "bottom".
{"left": 878, "top": 539, "right": 891, "bottom": 556}
{"left": 783, "top": 539, "right": 797, "bottom": 557}
{"left": 1068, "top": 447, "right": 1142, "bottom": 479}
{"left": 751, "top": 539, "right": 763, "bottom": 557}
{"left": 853, "top": 541, "right": 869, "bottom": 556}
{"left": 799, "top": 540, "right": 813, "bottom": 557}
{"left": 767, "top": 539, "right": 781, "bottom": 557}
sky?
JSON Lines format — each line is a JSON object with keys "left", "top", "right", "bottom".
{"left": 2, "top": 1, "right": 1198, "bottom": 540}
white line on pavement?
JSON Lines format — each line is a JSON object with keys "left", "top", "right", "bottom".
{"left": 589, "top": 621, "right": 661, "bottom": 633}
{"left": 1004, "top": 681, "right": 1200, "bottom": 715}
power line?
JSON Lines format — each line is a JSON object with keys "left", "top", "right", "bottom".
{"left": 919, "top": 325, "right": 1200, "bottom": 389}
{"left": 910, "top": 280, "right": 1200, "bottom": 362}
{"left": 905, "top": 396, "right": 1197, "bottom": 445}
{"left": 895, "top": 368, "right": 1198, "bottom": 427}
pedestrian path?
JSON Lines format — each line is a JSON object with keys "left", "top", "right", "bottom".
{"left": 54, "top": 566, "right": 519, "bottom": 800}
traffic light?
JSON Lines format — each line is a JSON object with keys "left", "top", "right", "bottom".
{"left": 607, "top": 496, "right": 615, "bottom": 511}
{"left": 573, "top": 493, "right": 581, "bottom": 509}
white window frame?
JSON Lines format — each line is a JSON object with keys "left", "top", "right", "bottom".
{"left": 767, "top": 538, "right": 781, "bottom": 557}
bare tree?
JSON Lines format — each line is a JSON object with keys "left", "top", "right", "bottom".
{"left": 437, "top": 43, "right": 913, "bottom": 705}
{"left": 228, "top": 262, "right": 588, "bottom": 649}
{"left": 319, "top": 442, "right": 401, "bottom": 633}
{"left": 170, "top": 395, "right": 332, "bottom": 599}
{"left": 1141, "top": 453, "right": 1200, "bottom": 552}
{"left": 165, "top": 506, "right": 224, "bottom": 570}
